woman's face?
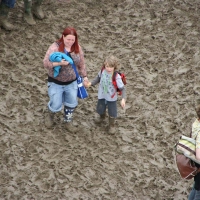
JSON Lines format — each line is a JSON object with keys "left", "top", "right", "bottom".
{"left": 105, "top": 63, "right": 114, "bottom": 74}
{"left": 63, "top": 34, "right": 75, "bottom": 48}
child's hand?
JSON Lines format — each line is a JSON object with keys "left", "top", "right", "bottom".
{"left": 120, "top": 99, "right": 126, "bottom": 109}
{"left": 60, "top": 59, "right": 69, "bottom": 66}
{"left": 84, "top": 80, "right": 91, "bottom": 88}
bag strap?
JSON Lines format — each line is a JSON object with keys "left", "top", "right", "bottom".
{"left": 64, "top": 49, "right": 79, "bottom": 79}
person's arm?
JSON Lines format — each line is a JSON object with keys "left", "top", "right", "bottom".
{"left": 91, "top": 76, "right": 100, "bottom": 86}
{"left": 77, "top": 45, "right": 87, "bottom": 78}
{"left": 116, "top": 74, "right": 126, "bottom": 108}
{"left": 196, "top": 132, "right": 200, "bottom": 160}
{"left": 84, "top": 72, "right": 100, "bottom": 88}
{"left": 119, "top": 87, "right": 126, "bottom": 109}
{"left": 119, "top": 87, "right": 126, "bottom": 100}
{"left": 43, "top": 42, "right": 60, "bottom": 70}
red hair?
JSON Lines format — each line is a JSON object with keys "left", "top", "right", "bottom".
{"left": 57, "top": 27, "right": 79, "bottom": 53}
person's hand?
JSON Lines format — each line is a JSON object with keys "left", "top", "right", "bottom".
{"left": 52, "top": 59, "right": 69, "bottom": 67}
{"left": 83, "top": 77, "right": 88, "bottom": 82}
{"left": 60, "top": 59, "right": 69, "bottom": 66}
{"left": 120, "top": 98, "right": 126, "bottom": 109}
{"left": 83, "top": 77, "right": 90, "bottom": 87}
{"left": 84, "top": 81, "right": 91, "bottom": 88}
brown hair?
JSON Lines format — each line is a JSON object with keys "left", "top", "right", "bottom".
{"left": 103, "top": 55, "right": 120, "bottom": 70}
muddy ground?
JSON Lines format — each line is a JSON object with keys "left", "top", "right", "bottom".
{"left": 1, "top": 0, "right": 200, "bottom": 199}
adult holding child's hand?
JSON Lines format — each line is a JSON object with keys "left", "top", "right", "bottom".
{"left": 83, "top": 80, "right": 91, "bottom": 88}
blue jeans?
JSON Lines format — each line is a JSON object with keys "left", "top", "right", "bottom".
{"left": 47, "top": 81, "right": 78, "bottom": 112}
{"left": 188, "top": 186, "right": 200, "bottom": 200}
{"left": 1, "top": 0, "right": 16, "bottom": 8}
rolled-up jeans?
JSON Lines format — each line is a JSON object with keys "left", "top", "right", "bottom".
{"left": 47, "top": 81, "right": 78, "bottom": 112}
{"left": 1, "top": 0, "right": 16, "bottom": 8}
{"left": 188, "top": 185, "right": 200, "bottom": 200}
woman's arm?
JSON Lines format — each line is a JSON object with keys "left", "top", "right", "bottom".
{"left": 77, "top": 45, "right": 87, "bottom": 78}
{"left": 43, "top": 42, "right": 59, "bottom": 70}
{"left": 77, "top": 45, "right": 87, "bottom": 77}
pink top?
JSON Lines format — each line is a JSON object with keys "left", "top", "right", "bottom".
{"left": 43, "top": 42, "right": 87, "bottom": 83}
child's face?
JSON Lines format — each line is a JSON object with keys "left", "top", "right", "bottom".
{"left": 105, "top": 63, "right": 114, "bottom": 74}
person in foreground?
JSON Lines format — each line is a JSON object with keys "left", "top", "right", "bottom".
{"left": 188, "top": 104, "right": 200, "bottom": 200}
{"left": 85, "top": 55, "right": 126, "bottom": 134}
{"left": 43, "top": 27, "right": 88, "bottom": 132}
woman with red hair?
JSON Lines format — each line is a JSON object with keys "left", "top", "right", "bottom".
{"left": 43, "top": 27, "right": 88, "bottom": 132}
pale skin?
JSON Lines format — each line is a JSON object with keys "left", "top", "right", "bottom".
{"left": 196, "top": 148, "right": 200, "bottom": 160}
{"left": 84, "top": 64, "right": 126, "bottom": 109}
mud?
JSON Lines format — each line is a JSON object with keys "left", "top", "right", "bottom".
{"left": 1, "top": 0, "right": 200, "bottom": 199}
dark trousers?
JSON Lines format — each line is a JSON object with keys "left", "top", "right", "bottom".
{"left": 1, "top": 0, "right": 16, "bottom": 8}
{"left": 96, "top": 99, "right": 117, "bottom": 118}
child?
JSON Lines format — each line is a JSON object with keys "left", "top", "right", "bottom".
{"left": 85, "top": 55, "right": 126, "bottom": 134}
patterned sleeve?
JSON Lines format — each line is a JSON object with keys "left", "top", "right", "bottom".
{"left": 43, "top": 42, "right": 59, "bottom": 70}
{"left": 196, "top": 131, "right": 200, "bottom": 149}
{"left": 77, "top": 45, "right": 87, "bottom": 77}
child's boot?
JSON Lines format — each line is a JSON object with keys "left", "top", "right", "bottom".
{"left": 94, "top": 113, "right": 106, "bottom": 124}
{"left": 108, "top": 116, "right": 116, "bottom": 134}
{"left": 45, "top": 110, "right": 55, "bottom": 128}
{"left": 64, "top": 106, "right": 77, "bottom": 133}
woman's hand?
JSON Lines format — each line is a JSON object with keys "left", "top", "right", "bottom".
{"left": 120, "top": 98, "right": 126, "bottom": 109}
{"left": 83, "top": 77, "right": 90, "bottom": 87}
{"left": 83, "top": 77, "right": 88, "bottom": 82}
{"left": 52, "top": 59, "right": 69, "bottom": 67}
{"left": 60, "top": 59, "right": 69, "bottom": 66}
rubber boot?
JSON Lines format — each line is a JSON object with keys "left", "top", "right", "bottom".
{"left": 108, "top": 116, "right": 116, "bottom": 134}
{"left": 45, "top": 110, "right": 55, "bottom": 128}
{"left": 24, "top": 0, "right": 36, "bottom": 25}
{"left": 64, "top": 106, "right": 77, "bottom": 133}
{"left": 0, "top": 3, "right": 15, "bottom": 31}
{"left": 94, "top": 113, "right": 106, "bottom": 124}
{"left": 32, "top": 0, "right": 44, "bottom": 19}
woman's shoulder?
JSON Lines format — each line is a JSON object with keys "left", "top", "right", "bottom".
{"left": 78, "top": 44, "right": 83, "bottom": 52}
{"left": 47, "top": 42, "right": 59, "bottom": 51}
